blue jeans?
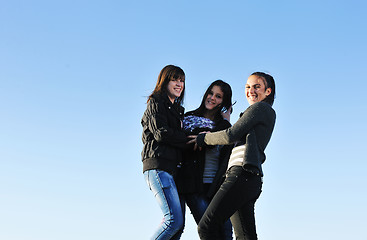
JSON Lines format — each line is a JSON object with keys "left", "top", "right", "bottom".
{"left": 144, "top": 170, "right": 184, "bottom": 240}
{"left": 184, "top": 192, "right": 233, "bottom": 240}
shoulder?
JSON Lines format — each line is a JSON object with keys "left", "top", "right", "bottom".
{"left": 184, "top": 110, "right": 196, "bottom": 117}
{"left": 147, "top": 94, "right": 160, "bottom": 105}
{"left": 250, "top": 101, "right": 272, "bottom": 109}
{"left": 214, "top": 118, "right": 231, "bottom": 131}
{"left": 185, "top": 109, "right": 203, "bottom": 118}
{"left": 146, "top": 94, "right": 166, "bottom": 113}
{"left": 248, "top": 102, "right": 275, "bottom": 115}
{"left": 238, "top": 102, "right": 276, "bottom": 124}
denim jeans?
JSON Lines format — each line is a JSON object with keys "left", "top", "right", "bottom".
{"left": 184, "top": 192, "right": 233, "bottom": 240}
{"left": 198, "top": 166, "right": 262, "bottom": 240}
{"left": 144, "top": 169, "right": 184, "bottom": 240}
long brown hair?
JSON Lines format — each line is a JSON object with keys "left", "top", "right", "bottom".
{"left": 148, "top": 65, "right": 185, "bottom": 105}
{"left": 186, "top": 80, "right": 232, "bottom": 123}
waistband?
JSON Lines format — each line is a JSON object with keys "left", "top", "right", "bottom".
{"left": 243, "top": 165, "right": 261, "bottom": 176}
{"left": 226, "top": 165, "right": 263, "bottom": 182}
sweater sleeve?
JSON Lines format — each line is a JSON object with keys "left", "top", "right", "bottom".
{"left": 145, "top": 98, "right": 187, "bottom": 148}
{"left": 203, "top": 102, "right": 273, "bottom": 146}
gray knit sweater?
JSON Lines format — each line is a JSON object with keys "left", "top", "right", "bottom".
{"left": 196, "top": 101, "right": 276, "bottom": 176}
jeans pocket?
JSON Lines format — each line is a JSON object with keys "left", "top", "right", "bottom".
{"left": 225, "top": 166, "right": 243, "bottom": 180}
{"left": 224, "top": 172, "right": 240, "bottom": 184}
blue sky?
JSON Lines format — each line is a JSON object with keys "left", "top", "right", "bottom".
{"left": 1, "top": 1, "right": 366, "bottom": 239}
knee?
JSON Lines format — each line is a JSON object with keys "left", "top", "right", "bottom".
{"left": 197, "top": 225, "right": 204, "bottom": 238}
{"left": 197, "top": 221, "right": 208, "bottom": 237}
{"left": 198, "top": 226, "right": 212, "bottom": 240}
{"left": 175, "top": 217, "right": 184, "bottom": 230}
{"left": 198, "top": 217, "right": 227, "bottom": 240}
{"left": 166, "top": 214, "right": 184, "bottom": 232}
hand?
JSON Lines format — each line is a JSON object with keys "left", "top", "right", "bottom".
{"left": 221, "top": 105, "right": 232, "bottom": 122}
{"left": 187, "top": 135, "right": 201, "bottom": 151}
{"left": 187, "top": 135, "right": 197, "bottom": 144}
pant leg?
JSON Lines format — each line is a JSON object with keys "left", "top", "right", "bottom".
{"left": 170, "top": 195, "right": 186, "bottom": 240}
{"left": 185, "top": 193, "right": 208, "bottom": 224}
{"left": 230, "top": 200, "right": 258, "bottom": 240}
{"left": 223, "top": 218, "right": 233, "bottom": 240}
{"left": 144, "top": 170, "right": 184, "bottom": 240}
{"left": 197, "top": 166, "right": 262, "bottom": 240}
{"left": 186, "top": 193, "right": 233, "bottom": 240}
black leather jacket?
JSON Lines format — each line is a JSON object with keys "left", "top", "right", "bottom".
{"left": 141, "top": 94, "right": 187, "bottom": 175}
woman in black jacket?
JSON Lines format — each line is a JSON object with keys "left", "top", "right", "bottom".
{"left": 141, "top": 65, "right": 188, "bottom": 240}
{"left": 177, "top": 80, "right": 234, "bottom": 239}
{"left": 189, "top": 72, "right": 276, "bottom": 240}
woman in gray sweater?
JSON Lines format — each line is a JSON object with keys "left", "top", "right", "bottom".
{"left": 188, "top": 72, "right": 276, "bottom": 240}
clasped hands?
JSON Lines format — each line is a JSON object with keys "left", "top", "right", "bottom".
{"left": 187, "top": 131, "right": 209, "bottom": 151}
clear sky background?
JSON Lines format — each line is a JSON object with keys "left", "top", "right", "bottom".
{"left": 1, "top": 1, "right": 366, "bottom": 239}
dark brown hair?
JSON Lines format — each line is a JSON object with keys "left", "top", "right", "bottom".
{"left": 148, "top": 65, "right": 185, "bottom": 105}
{"left": 251, "top": 72, "right": 276, "bottom": 106}
{"left": 187, "top": 80, "right": 232, "bottom": 123}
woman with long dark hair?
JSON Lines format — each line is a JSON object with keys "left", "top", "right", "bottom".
{"left": 177, "top": 80, "right": 234, "bottom": 239}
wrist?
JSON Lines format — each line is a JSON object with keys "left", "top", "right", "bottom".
{"left": 196, "top": 133, "right": 207, "bottom": 147}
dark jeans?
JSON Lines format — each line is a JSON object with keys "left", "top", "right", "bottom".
{"left": 197, "top": 166, "right": 262, "bottom": 240}
{"left": 184, "top": 185, "right": 233, "bottom": 240}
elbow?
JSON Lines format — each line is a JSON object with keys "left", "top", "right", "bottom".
{"left": 227, "top": 136, "right": 235, "bottom": 144}
{"left": 154, "top": 132, "right": 165, "bottom": 143}
{"left": 225, "top": 129, "right": 237, "bottom": 144}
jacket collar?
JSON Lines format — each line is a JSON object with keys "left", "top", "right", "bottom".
{"left": 162, "top": 94, "right": 184, "bottom": 118}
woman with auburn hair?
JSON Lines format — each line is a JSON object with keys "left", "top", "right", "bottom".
{"left": 141, "top": 65, "right": 187, "bottom": 239}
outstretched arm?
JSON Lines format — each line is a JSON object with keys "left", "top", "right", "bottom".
{"left": 196, "top": 102, "right": 272, "bottom": 146}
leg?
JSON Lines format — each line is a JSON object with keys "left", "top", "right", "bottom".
{"left": 229, "top": 172, "right": 262, "bottom": 240}
{"left": 230, "top": 200, "right": 258, "bottom": 240}
{"left": 197, "top": 166, "right": 261, "bottom": 240}
{"left": 144, "top": 170, "right": 184, "bottom": 240}
{"left": 186, "top": 193, "right": 233, "bottom": 240}
{"left": 185, "top": 193, "right": 209, "bottom": 224}
{"left": 223, "top": 218, "right": 233, "bottom": 240}
{"left": 171, "top": 195, "right": 186, "bottom": 240}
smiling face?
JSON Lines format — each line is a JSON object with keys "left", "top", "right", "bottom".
{"left": 245, "top": 75, "right": 271, "bottom": 105}
{"left": 166, "top": 78, "right": 184, "bottom": 103}
{"left": 205, "top": 85, "right": 224, "bottom": 111}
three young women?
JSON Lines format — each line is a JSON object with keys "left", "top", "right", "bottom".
{"left": 176, "top": 80, "right": 234, "bottom": 239}
{"left": 142, "top": 67, "right": 277, "bottom": 240}
{"left": 141, "top": 65, "right": 187, "bottom": 239}
{"left": 189, "top": 72, "right": 276, "bottom": 240}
